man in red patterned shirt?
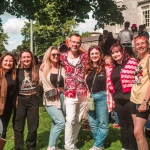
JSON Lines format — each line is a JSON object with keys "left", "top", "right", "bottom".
{"left": 60, "top": 34, "right": 88, "bottom": 150}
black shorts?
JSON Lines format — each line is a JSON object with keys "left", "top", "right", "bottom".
{"left": 130, "top": 101, "right": 150, "bottom": 120}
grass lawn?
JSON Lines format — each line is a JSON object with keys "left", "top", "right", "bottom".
{"left": 4, "top": 97, "right": 150, "bottom": 150}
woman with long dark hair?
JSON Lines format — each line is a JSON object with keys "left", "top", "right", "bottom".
{"left": 0, "top": 53, "right": 17, "bottom": 139}
{"left": 13, "top": 50, "right": 39, "bottom": 150}
{"left": 85, "top": 45, "right": 109, "bottom": 150}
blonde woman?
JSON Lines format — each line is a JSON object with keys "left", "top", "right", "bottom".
{"left": 39, "top": 46, "right": 65, "bottom": 150}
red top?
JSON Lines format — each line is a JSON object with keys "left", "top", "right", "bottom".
{"left": 107, "top": 57, "right": 139, "bottom": 93}
{"left": 60, "top": 51, "right": 88, "bottom": 98}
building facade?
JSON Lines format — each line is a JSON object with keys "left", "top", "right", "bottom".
{"left": 105, "top": 0, "right": 150, "bottom": 37}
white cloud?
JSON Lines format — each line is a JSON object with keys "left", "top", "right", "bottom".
{"left": 3, "top": 18, "right": 28, "bottom": 34}
{"left": 75, "top": 12, "right": 97, "bottom": 34}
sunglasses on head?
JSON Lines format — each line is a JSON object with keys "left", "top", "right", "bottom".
{"left": 51, "top": 53, "right": 60, "bottom": 57}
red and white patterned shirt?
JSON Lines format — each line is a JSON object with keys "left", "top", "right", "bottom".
{"left": 60, "top": 52, "right": 88, "bottom": 98}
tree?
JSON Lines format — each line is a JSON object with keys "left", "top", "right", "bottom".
{"left": 0, "top": 18, "right": 8, "bottom": 55}
{"left": 19, "top": 17, "right": 77, "bottom": 56}
{"left": 0, "top": 0, "right": 126, "bottom": 28}
{"left": 81, "top": 32, "right": 91, "bottom": 38}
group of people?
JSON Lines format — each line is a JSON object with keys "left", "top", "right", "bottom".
{"left": 0, "top": 31, "right": 150, "bottom": 150}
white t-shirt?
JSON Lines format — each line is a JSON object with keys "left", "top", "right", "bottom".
{"left": 68, "top": 56, "right": 79, "bottom": 66}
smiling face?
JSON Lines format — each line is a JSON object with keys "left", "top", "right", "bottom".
{"left": 20, "top": 52, "right": 32, "bottom": 68}
{"left": 69, "top": 35, "right": 81, "bottom": 52}
{"left": 1, "top": 55, "right": 14, "bottom": 72}
{"left": 50, "top": 49, "right": 60, "bottom": 63}
{"left": 134, "top": 36, "right": 149, "bottom": 58}
{"left": 90, "top": 49, "right": 100, "bottom": 64}
{"left": 111, "top": 47, "right": 123, "bottom": 64}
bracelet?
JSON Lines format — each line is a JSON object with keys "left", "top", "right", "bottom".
{"left": 143, "top": 99, "right": 149, "bottom": 103}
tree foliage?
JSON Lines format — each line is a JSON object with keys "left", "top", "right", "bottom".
{"left": 0, "top": 0, "right": 126, "bottom": 28}
{"left": 18, "top": 17, "right": 77, "bottom": 56}
{"left": 81, "top": 32, "right": 91, "bottom": 38}
{"left": 0, "top": 18, "right": 8, "bottom": 55}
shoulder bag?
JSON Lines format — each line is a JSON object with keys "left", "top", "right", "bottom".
{"left": 87, "top": 73, "right": 97, "bottom": 111}
{"left": 45, "top": 66, "right": 62, "bottom": 99}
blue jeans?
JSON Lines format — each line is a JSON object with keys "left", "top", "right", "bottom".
{"left": 45, "top": 105, "right": 65, "bottom": 147}
{"left": 114, "top": 111, "right": 119, "bottom": 124}
{"left": 88, "top": 91, "right": 109, "bottom": 148}
{"left": 59, "top": 92, "right": 66, "bottom": 115}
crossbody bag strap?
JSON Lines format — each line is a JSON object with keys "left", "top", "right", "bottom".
{"left": 90, "top": 73, "right": 97, "bottom": 95}
{"left": 146, "top": 56, "right": 150, "bottom": 81}
{"left": 56, "top": 66, "right": 62, "bottom": 87}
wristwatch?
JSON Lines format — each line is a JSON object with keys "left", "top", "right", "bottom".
{"left": 143, "top": 99, "right": 149, "bottom": 104}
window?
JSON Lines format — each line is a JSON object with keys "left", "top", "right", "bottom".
{"left": 142, "top": 5, "right": 150, "bottom": 27}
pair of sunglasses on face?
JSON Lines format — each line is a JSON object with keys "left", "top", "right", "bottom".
{"left": 51, "top": 53, "right": 60, "bottom": 57}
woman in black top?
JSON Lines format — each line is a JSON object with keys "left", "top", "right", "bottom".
{"left": 85, "top": 45, "right": 109, "bottom": 150}
{"left": 13, "top": 50, "right": 39, "bottom": 150}
{"left": 0, "top": 53, "right": 17, "bottom": 145}
{"left": 108, "top": 43, "right": 138, "bottom": 150}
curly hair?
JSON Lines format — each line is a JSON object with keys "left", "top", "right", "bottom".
{"left": 85, "top": 45, "right": 105, "bottom": 75}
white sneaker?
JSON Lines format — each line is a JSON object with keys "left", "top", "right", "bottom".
{"left": 89, "top": 146, "right": 104, "bottom": 150}
{"left": 65, "top": 146, "right": 79, "bottom": 150}
{"left": 47, "top": 146, "right": 62, "bottom": 150}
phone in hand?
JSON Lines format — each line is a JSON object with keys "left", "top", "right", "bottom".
{"left": 136, "top": 104, "right": 149, "bottom": 110}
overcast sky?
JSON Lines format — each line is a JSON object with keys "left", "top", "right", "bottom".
{"left": 1, "top": 12, "right": 97, "bottom": 51}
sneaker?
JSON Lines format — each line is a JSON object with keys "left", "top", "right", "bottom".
{"left": 47, "top": 146, "right": 62, "bottom": 150}
{"left": 113, "top": 123, "right": 119, "bottom": 128}
{"left": 65, "top": 146, "right": 79, "bottom": 150}
{"left": 89, "top": 146, "right": 104, "bottom": 150}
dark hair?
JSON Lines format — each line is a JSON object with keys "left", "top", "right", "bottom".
{"left": 59, "top": 43, "right": 69, "bottom": 53}
{"left": 85, "top": 45, "right": 104, "bottom": 75}
{"left": 19, "top": 49, "right": 39, "bottom": 83}
{"left": 0, "top": 53, "right": 16, "bottom": 80}
{"left": 70, "top": 33, "right": 82, "bottom": 42}
{"left": 107, "top": 32, "right": 114, "bottom": 39}
{"left": 124, "top": 21, "right": 130, "bottom": 28}
{"left": 109, "top": 43, "right": 130, "bottom": 65}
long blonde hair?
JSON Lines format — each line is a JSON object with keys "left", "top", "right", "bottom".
{"left": 43, "top": 46, "right": 61, "bottom": 77}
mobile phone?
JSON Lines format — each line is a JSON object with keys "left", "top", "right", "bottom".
{"left": 136, "top": 104, "right": 149, "bottom": 110}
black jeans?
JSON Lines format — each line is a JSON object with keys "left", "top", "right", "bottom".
{"left": 114, "top": 98, "right": 137, "bottom": 150}
{"left": 13, "top": 95, "right": 39, "bottom": 150}
{"left": 0, "top": 105, "right": 13, "bottom": 138}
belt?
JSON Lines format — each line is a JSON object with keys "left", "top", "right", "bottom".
{"left": 18, "top": 94, "right": 37, "bottom": 98}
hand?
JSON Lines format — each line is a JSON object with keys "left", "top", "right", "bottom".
{"left": 138, "top": 102, "right": 147, "bottom": 112}
{"left": 40, "top": 63, "right": 44, "bottom": 71}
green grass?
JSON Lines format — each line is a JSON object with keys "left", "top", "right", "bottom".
{"left": 4, "top": 97, "right": 150, "bottom": 150}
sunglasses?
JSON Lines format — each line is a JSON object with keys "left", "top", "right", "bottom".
{"left": 51, "top": 53, "right": 60, "bottom": 57}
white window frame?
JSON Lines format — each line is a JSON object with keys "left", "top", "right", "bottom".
{"left": 141, "top": 5, "right": 150, "bottom": 27}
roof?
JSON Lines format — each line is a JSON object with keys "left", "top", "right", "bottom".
{"left": 82, "top": 35, "right": 99, "bottom": 42}
{"left": 138, "top": 0, "right": 150, "bottom": 5}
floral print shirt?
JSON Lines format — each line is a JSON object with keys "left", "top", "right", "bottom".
{"left": 60, "top": 52, "right": 88, "bottom": 98}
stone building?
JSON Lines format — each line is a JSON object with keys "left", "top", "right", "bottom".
{"left": 105, "top": 0, "right": 150, "bottom": 37}
{"left": 81, "top": 31, "right": 100, "bottom": 50}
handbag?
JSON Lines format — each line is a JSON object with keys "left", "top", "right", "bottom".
{"left": 45, "top": 67, "right": 62, "bottom": 99}
{"left": 87, "top": 73, "right": 97, "bottom": 111}
{"left": 0, "top": 117, "right": 6, "bottom": 150}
